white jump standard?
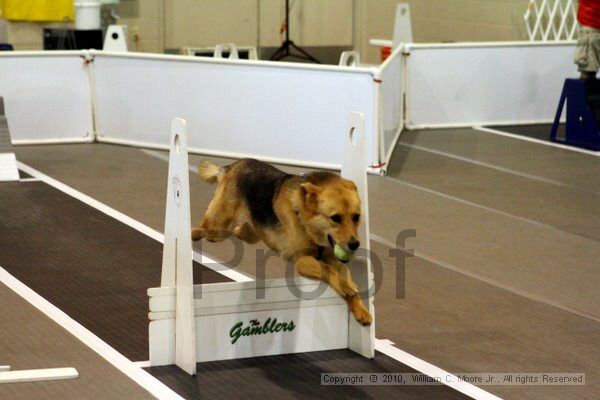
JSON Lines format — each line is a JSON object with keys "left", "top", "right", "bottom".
{"left": 148, "top": 114, "right": 376, "bottom": 374}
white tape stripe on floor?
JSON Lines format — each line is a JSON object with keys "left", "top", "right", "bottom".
{"left": 0, "top": 267, "right": 184, "bottom": 400}
{"left": 397, "top": 142, "right": 600, "bottom": 196}
{"left": 134, "top": 361, "right": 152, "bottom": 368}
{"left": 17, "top": 160, "right": 501, "bottom": 400}
{"left": 383, "top": 174, "right": 595, "bottom": 241}
{"left": 16, "top": 162, "right": 252, "bottom": 283}
{"left": 473, "top": 126, "right": 600, "bottom": 158}
{"left": 141, "top": 149, "right": 191, "bottom": 170}
{"left": 368, "top": 233, "right": 599, "bottom": 323}
{"left": 17, "top": 162, "right": 164, "bottom": 242}
{"left": 374, "top": 341, "right": 502, "bottom": 400}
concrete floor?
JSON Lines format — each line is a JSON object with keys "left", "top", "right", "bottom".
{"left": 5, "top": 126, "right": 600, "bottom": 399}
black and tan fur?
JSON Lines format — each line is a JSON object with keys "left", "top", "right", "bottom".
{"left": 192, "top": 158, "right": 372, "bottom": 325}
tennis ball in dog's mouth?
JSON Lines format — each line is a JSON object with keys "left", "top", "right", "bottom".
{"left": 334, "top": 244, "right": 354, "bottom": 262}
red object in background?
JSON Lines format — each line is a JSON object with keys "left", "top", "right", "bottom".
{"left": 578, "top": 0, "right": 600, "bottom": 30}
{"left": 381, "top": 46, "right": 391, "bottom": 62}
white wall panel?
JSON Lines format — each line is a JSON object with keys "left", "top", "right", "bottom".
{"left": 0, "top": 52, "right": 93, "bottom": 143}
{"left": 92, "top": 53, "right": 377, "bottom": 168}
{"left": 379, "top": 46, "right": 404, "bottom": 165}
{"left": 405, "top": 42, "right": 577, "bottom": 128}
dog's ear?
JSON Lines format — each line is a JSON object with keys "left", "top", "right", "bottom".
{"left": 301, "top": 182, "right": 323, "bottom": 195}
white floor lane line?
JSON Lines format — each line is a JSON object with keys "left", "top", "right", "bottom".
{"left": 397, "top": 142, "right": 600, "bottom": 196}
{"left": 16, "top": 161, "right": 252, "bottom": 284}
{"left": 141, "top": 149, "right": 192, "bottom": 170}
{"left": 383, "top": 174, "right": 598, "bottom": 242}
{"left": 19, "top": 158, "right": 502, "bottom": 400}
{"left": 369, "top": 233, "right": 599, "bottom": 323}
{"left": 473, "top": 126, "right": 600, "bottom": 158}
{"left": 0, "top": 266, "right": 185, "bottom": 400}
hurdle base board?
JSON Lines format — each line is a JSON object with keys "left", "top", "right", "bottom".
{"left": 0, "top": 153, "right": 19, "bottom": 182}
{"left": 148, "top": 278, "right": 350, "bottom": 365}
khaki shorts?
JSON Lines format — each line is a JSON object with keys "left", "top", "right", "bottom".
{"left": 574, "top": 25, "right": 600, "bottom": 72}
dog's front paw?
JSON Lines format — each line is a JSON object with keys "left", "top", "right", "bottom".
{"left": 349, "top": 296, "right": 372, "bottom": 326}
{"left": 191, "top": 229, "right": 203, "bottom": 241}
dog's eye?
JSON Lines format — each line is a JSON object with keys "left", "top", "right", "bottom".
{"left": 352, "top": 214, "right": 360, "bottom": 223}
{"left": 331, "top": 214, "right": 342, "bottom": 223}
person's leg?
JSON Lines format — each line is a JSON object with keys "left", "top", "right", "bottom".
{"left": 575, "top": 25, "right": 600, "bottom": 79}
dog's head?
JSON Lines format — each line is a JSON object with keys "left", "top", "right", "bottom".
{"left": 300, "top": 172, "right": 361, "bottom": 262}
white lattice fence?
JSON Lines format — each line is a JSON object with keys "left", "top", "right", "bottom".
{"left": 525, "top": 0, "right": 578, "bottom": 41}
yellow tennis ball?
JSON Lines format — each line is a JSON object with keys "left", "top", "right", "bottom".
{"left": 334, "top": 244, "right": 354, "bottom": 262}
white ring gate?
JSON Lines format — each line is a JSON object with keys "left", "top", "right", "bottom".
{"left": 148, "top": 113, "right": 375, "bottom": 375}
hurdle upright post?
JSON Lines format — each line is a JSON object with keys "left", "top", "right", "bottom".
{"left": 342, "top": 112, "right": 376, "bottom": 358}
{"left": 160, "top": 118, "right": 197, "bottom": 375}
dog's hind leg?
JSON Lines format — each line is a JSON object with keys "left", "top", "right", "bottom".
{"left": 233, "top": 222, "right": 259, "bottom": 244}
{"left": 192, "top": 212, "right": 237, "bottom": 242}
{"left": 192, "top": 183, "right": 238, "bottom": 242}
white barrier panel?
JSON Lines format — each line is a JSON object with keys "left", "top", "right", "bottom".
{"left": 379, "top": 45, "right": 404, "bottom": 167}
{"left": 405, "top": 42, "right": 577, "bottom": 128}
{"left": 0, "top": 52, "right": 94, "bottom": 144}
{"left": 149, "top": 280, "right": 349, "bottom": 364}
{"left": 91, "top": 52, "right": 379, "bottom": 169}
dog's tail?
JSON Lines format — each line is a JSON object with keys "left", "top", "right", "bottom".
{"left": 198, "top": 160, "right": 223, "bottom": 184}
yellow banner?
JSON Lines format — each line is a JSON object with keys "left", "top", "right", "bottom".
{"left": 1, "top": 0, "right": 74, "bottom": 22}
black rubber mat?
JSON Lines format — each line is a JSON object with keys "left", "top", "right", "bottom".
{"left": 147, "top": 350, "right": 468, "bottom": 399}
{"left": 0, "top": 181, "right": 229, "bottom": 361}
{"left": 486, "top": 123, "right": 565, "bottom": 142}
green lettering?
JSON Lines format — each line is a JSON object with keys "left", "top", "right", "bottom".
{"left": 262, "top": 318, "right": 272, "bottom": 334}
{"left": 229, "top": 318, "right": 296, "bottom": 345}
{"left": 250, "top": 325, "right": 262, "bottom": 335}
{"left": 269, "top": 318, "right": 278, "bottom": 333}
{"left": 230, "top": 322, "right": 243, "bottom": 344}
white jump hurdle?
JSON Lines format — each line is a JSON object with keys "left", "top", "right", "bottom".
{"left": 148, "top": 113, "right": 375, "bottom": 374}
